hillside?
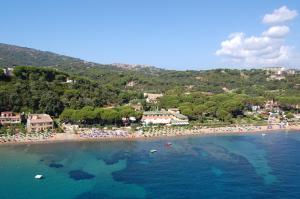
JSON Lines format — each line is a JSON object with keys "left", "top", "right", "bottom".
{"left": 0, "top": 43, "right": 131, "bottom": 74}
{"left": 0, "top": 43, "right": 162, "bottom": 74}
{"left": 0, "top": 43, "right": 299, "bottom": 96}
{"left": 0, "top": 43, "right": 166, "bottom": 88}
{"left": 0, "top": 43, "right": 86, "bottom": 66}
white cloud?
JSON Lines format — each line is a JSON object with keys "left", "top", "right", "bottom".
{"left": 215, "top": 33, "right": 290, "bottom": 66}
{"left": 262, "top": 26, "right": 290, "bottom": 38}
{"left": 244, "top": 36, "right": 271, "bottom": 50}
{"left": 263, "top": 6, "right": 298, "bottom": 24}
{"left": 216, "top": 6, "right": 298, "bottom": 67}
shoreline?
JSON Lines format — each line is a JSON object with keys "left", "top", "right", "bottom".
{"left": 1, "top": 124, "right": 300, "bottom": 146}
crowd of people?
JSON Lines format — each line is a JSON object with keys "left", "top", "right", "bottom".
{"left": 79, "top": 128, "right": 129, "bottom": 138}
{"left": 138, "top": 123, "right": 300, "bottom": 138}
{"left": 0, "top": 131, "right": 53, "bottom": 143}
{"left": 1, "top": 123, "right": 300, "bottom": 144}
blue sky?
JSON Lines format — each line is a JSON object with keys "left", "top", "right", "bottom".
{"left": 0, "top": 0, "right": 299, "bottom": 70}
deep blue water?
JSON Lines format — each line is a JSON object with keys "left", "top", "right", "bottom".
{"left": 1, "top": 131, "right": 300, "bottom": 199}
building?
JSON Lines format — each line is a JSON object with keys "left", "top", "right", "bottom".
{"left": 141, "top": 109, "right": 189, "bottom": 126}
{"left": 167, "top": 108, "right": 180, "bottom": 114}
{"left": 286, "top": 69, "right": 297, "bottom": 75}
{"left": 130, "top": 103, "right": 143, "bottom": 111}
{"left": 144, "top": 93, "right": 163, "bottom": 103}
{"left": 27, "top": 114, "right": 53, "bottom": 133}
{"left": 0, "top": 112, "right": 21, "bottom": 125}
{"left": 264, "top": 100, "right": 278, "bottom": 110}
{"left": 264, "top": 67, "right": 299, "bottom": 80}
{"left": 251, "top": 105, "right": 260, "bottom": 112}
{"left": 126, "top": 80, "right": 137, "bottom": 87}
{"left": 2, "top": 67, "right": 14, "bottom": 77}
{"left": 264, "top": 66, "right": 284, "bottom": 74}
{"left": 66, "top": 78, "right": 73, "bottom": 83}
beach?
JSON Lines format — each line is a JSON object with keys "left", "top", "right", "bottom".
{"left": 1, "top": 123, "right": 300, "bottom": 145}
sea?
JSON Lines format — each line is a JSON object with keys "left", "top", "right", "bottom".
{"left": 1, "top": 131, "right": 300, "bottom": 199}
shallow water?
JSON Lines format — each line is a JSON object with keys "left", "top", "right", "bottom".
{"left": 1, "top": 131, "right": 300, "bottom": 199}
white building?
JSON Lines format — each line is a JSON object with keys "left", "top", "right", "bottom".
{"left": 264, "top": 67, "right": 298, "bottom": 80}
{"left": 144, "top": 93, "right": 163, "bottom": 103}
{"left": 141, "top": 109, "right": 189, "bottom": 126}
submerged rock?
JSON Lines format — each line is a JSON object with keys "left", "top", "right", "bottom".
{"left": 68, "top": 170, "right": 95, "bottom": 181}
{"left": 49, "top": 163, "right": 64, "bottom": 168}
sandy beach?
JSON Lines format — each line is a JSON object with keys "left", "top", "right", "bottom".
{"left": 1, "top": 123, "right": 300, "bottom": 145}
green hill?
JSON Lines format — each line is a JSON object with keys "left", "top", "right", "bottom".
{"left": 0, "top": 43, "right": 299, "bottom": 125}
{"left": 0, "top": 43, "right": 299, "bottom": 96}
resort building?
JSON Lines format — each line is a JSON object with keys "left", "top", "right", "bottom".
{"left": 144, "top": 93, "right": 163, "bottom": 104}
{"left": 0, "top": 111, "right": 21, "bottom": 125}
{"left": 26, "top": 114, "right": 53, "bottom": 133}
{"left": 141, "top": 109, "right": 189, "bottom": 126}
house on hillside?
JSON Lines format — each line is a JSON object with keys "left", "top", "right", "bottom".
{"left": 65, "top": 78, "right": 75, "bottom": 83}
{"left": 26, "top": 114, "right": 53, "bottom": 133}
{"left": 264, "top": 100, "right": 278, "bottom": 111}
{"left": 2, "top": 67, "right": 14, "bottom": 77}
{"left": 141, "top": 109, "right": 189, "bottom": 126}
{"left": 0, "top": 112, "right": 21, "bottom": 125}
{"left": 264, "top": 67, "right": 298, "bottom": 80}
{"left": 125, "top": 80, "right": 137, "bottom": 87}
{"left": 144, "top": 93, "right": 163, "bottom": 104}
{"left": 130, "top": 103, "right": 143, "bottom": 111}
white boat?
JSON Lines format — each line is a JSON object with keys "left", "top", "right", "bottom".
{"left": 35, "top": 174, "right": 44, "bottom": 179}
{"left": 150, "top": 149, "right": 157, "bottom": 153}
{"left": 261, "top": 133, "right": 266, "bottom": 136}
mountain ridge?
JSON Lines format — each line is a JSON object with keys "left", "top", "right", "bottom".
{"left": 0, "top": 43, "right": 164, "bottom": 72}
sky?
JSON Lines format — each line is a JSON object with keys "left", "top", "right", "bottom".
{"left": 0, "top": 0, "right": 299, "bottom": 70}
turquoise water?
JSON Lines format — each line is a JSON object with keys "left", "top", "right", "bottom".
{"left": 1, "top": 131, "right": 300, "bottom": 198}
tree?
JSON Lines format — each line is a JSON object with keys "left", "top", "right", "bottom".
{"left": 286, "top": 112, "right": 294, "bottom": 119}
{"left": 39, "top": 93, "right": 64, "bottom": 116}
{"left": 59, "top": 109, "right": 75, "bottom": 122}
{"left": 216, "top": 109, "right": 232, "bottom": 122}
{"left": 101, "top": 109, "right": 120, "bottom": 125}
{"left": 193, "top": 104, "right": 207, "bottom": 119}
{"left": 117, "top": 106, "right": 136, "bottom": 118}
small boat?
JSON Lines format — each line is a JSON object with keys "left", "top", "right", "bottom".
{"left": 261, "top": 133, "right": 266, "bottom": 136}
{"left": 165, "top": 142, "right": 172, "bottom": 147}
{"left": 150, "top": 149, "right": 157, "bottom": 153}
{"left": 34, "top": 174, "right": 44, "bottom": 179}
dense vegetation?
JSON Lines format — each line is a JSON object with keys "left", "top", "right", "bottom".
{"left": 0, "top": 66, "right": 143, "bottom": 117}
{"left": 60, "top": 106, "right": 141, "bottom": 126}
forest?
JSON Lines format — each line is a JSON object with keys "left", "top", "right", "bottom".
{"left": 1, "top": 65, "right": 299, "bottom": 126}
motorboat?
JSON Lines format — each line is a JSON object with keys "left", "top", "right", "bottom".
{"left": 35, "top": 174, "right": 44, "bottom": 179}
{"left": 150, "top": 149, "right": 157, "bottom": 153}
